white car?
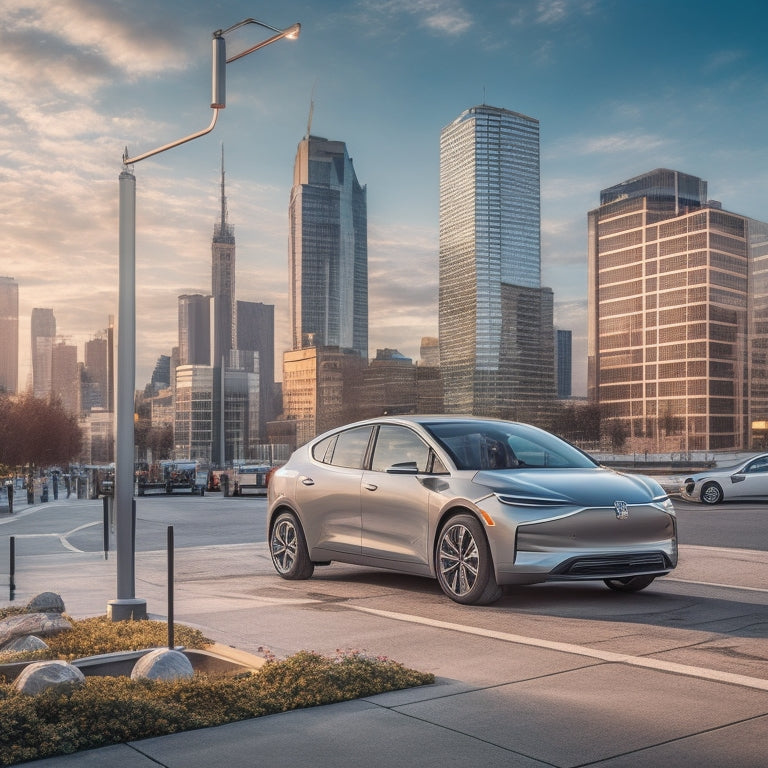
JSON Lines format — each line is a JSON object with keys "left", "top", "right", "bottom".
{"left": 681, "top": 454, "right": 768, "bottom": 504}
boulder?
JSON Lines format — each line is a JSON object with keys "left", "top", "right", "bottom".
{"left": 131, "top": 648, "right": 194, "bottom": 681}
{"left": 0, "top": 612, "right": 72, "bottom": 647}
{"left": 1, "top": 635, "right": 49, "bottom": 653}
{"left": 13, "top": 660, "right": 85, "bottom": 695}
{"left": 25, "top": 592, "right": 65, "bottom": 614}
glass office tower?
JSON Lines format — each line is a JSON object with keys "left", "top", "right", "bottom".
{"left": 439, "top": 105, "right": 554, "bottom": 418}
{"left": 289, "top": 135, "right": 368, "bottom": 359}
{"left": 588, "top": 168, "right": 768, "bottom": 450}
{"left": 0, "top": 276, "right": 18, "bottom": 394}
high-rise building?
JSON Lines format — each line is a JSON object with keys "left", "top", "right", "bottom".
{"left": 0, "top": 276, "right": 18, "bottom": 394}
{"left": 51, "top": 341, "right": 79, "bottom": 416}
{"left": 289, "top": 135, "right": 368, "bottom": 358}
{"left": 212, "top": 148, "right": 235, "bottom": 368}
{"left": 588, "top": 168, "right": 768, "bottom": 451}
{"left": 31, "top": 307, "right": 56, "bottom": 400}
{"left": 555, "top": 329, "right": 573, "bottom": 399}
{"left": 178, "top": 294, "right": 211, "bottom": 366}
{"left": 439, "top": 105, "right": 555, "bottom": 419}
{"left": 237, "top": 300, "right": 275, "bottom": 441}
{"left": 84, "top": 336, "right": 109, "bottom": 411}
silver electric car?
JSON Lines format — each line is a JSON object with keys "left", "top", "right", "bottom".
{"left": 267, "top": 416, "right": 677, "bottom": 605}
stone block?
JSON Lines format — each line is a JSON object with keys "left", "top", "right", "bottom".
{"left": 13, "top": 660, "right": 85, "bottom": 695}
{"left": 131, "top": 648, "right": 194, "bottom": 681}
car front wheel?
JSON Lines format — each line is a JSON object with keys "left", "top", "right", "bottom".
{"left": 270, "top": 511, "right": 314, "bottom": 580}
{"left": 701, "top": 482, "right": 723, "bottom": 505}
{"left": 604, "top": 574, "right": 656, "bottom": 592}
{"left": 436, "top": 514, "right": 502, "bottom": 605}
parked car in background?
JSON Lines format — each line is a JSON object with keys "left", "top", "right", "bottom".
{"left": 681, "top": 453, "right": 768, "bottom": 504}
{"left": 267, "top": 416, "right": 678, "bottom": 605}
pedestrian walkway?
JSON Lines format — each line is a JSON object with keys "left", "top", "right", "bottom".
{"left": 4, "top": 503, "right": 768, "bottom": 767}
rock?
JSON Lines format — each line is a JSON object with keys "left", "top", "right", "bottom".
{"left": 0, "top": 612, "right": 72, "bottom": 646}
{"left": 1, "top": 635, "right": 49, "bottom": 653}
{"left": 13, "top": 660, "right": 85, "bottom": 695}
{"left": 131, "top": 648, "right": 194, "bottom": 681}
{"left": 25, "top": 592, "right": 65, "bottom": 614}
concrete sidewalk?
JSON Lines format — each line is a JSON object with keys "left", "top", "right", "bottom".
{"left": 4, "top": 525, "right": 768, "bottom": 766}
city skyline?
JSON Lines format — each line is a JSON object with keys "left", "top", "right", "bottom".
{"left": 2, "top": 0, "right": 768, "bottom": 396}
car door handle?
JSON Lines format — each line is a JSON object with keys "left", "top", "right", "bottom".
{"left": 300, "top": 477, "right": 315, "bottom": 486}
{"left": 364, "top": 483, "right": 378, "bottom": 491}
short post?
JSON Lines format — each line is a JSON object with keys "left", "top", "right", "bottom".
{"left": 9, "top": 536, "right": 15, "bottom": 600}
{"left": 167, "top": 525, "right": 174, "bottom": 649}
{"left": 6, "top": 483, "right": 12, "bottom": 515}
{"left": 102, "top": 497, "right": 110, "bottom": 560}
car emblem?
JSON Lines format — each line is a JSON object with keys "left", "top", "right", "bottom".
{"left": 614, "top": 501, "right": 629, "bottom": 520}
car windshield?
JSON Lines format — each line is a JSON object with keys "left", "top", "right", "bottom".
{"left": 423, "top": 420, "right": 598, "bottom": 471}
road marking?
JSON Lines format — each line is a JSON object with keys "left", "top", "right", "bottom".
{"left": 665, "top": 577, "right": 768, "bottom": 594}
{"left": 348, "top": 605, "right": 768, "bottom": 692}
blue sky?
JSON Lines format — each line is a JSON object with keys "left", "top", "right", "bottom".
{"left": 2, "top": 0, "right": 767, "bottom": 396}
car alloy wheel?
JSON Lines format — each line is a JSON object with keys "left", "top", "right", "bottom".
{"left": 701, "top": 482, "right": 723, "bottom": 505}
{"left": 436, "top": 514, "right": 502, "bottom": 605}
{"left": 270, "top": 511, "right": 314, "bottom": 580}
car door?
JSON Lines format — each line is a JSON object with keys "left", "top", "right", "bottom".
{"left": 732, "top": 455, "right": 768, "bottom": 498}
{"left": 360, "top": 425, "right": 433, "bottom": 565}
{"left": 294, "top": 426, "right": 372, "bottom": 555}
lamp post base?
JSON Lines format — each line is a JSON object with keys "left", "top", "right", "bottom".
{"left": 107, "top": 598, "right": 148, "bottom": 621}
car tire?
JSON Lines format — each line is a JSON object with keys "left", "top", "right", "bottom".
{"left": 604, "top": 574, "right": 657, "bottom": 592}
{"left": 270, "top": 511, "right": 314, "bottom": 580}
{"left": 436, "top": 514, "right": 502, "bottom": 605}
{"left": 700, "top": 482, "right": 723, "bottom": 505}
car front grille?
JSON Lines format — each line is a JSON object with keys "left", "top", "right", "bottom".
{"left": 551, "top": 552, "right": 671, "bottom": 578}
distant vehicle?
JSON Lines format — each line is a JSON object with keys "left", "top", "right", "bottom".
{"left": 233, "top": 464, "right": 271, "bottom": 496}
{"left": 136, "top": 460, "right": 206, "bottom": 495}
{"left": 267, "top": 416, "right": 678, "bottom": 605}
{"left": 84, "top": 464, "right": 115, "bottom": 498}
{"left": 681, "top": 453, "right": 768, "bottom": 504}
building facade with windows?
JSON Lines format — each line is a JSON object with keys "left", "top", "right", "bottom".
{"left": 588, "top": 168, "right": 768, "bottom": 451}
{"left": 178, "top": 294, "right": 211, "bottom": 366}
{"left": 289, "top": 135, "right": 368, "bottom": 359}
{"left": 0, "top": 277, "right": 18, "bottom": 394}
{"left": 439, "top": 105, "right": 554, "bottom": 419}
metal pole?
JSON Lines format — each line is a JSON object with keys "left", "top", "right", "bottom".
{"left": 9, "top": 536, "right": 15, "bottom": 599}
{"left": 107, "top": 170, "right": 147, "bottom": 621}
{"left": 167, "top": 525, "right": 174, "bottom": 649}
{"left": 103, "top": 496, "right": 109, "bottom": 560}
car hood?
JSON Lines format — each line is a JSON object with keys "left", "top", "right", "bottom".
{"left": 471, "top": 467, "right": 664, "bottom": 506}
{"left": 687, "top": 463, "right": 743, "bottom": 481}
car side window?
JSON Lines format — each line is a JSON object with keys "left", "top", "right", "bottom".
{"left": 746, "top": 457, "right": 768, "bottom": 473}
{"left": 312, "top": 435, "right": 337, "bottom": 463}
{"left": 371, "top": 425, "right": 430, "bottom": 473}
{"left": 328, "top": 426, "right": 373, "bottom": 469}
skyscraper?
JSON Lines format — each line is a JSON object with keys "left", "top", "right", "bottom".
{"left": 0, "top": 276, "right": 18, "bottom": 394}
{"left": 588, "top": 168, "right": 768, "bottom": 451}
{"left": 178, "top": 294, "right": 211, "bottom": 366}
{"left": 237, "top": 300, "right": 275, "bottom": 440}
{"left": 51, "top": 341, "right": 79, "bottom": 416}
{"left": 555, "top": 329, "right": 572, "bottom": 399}
{"left": 289, "top": 135, "right": 368, "bottom": 358}
{"left": 30, "top": 307, "right": 56, "bottom": 400}
{"left": 212, "top": 148, "right": 235, "bottom": 368}
{"left": 439, "top": 105, "right": 554, "bottom": 418}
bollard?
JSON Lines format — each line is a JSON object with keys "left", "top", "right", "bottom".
{"left": 167, "top": 525, "right": 174, "bottom": 649}
{"left": 9, "top": 536, "right": 15, "bottom": 600}
{"left": 6, "top": 483, "right": 12, "bottom": 515}
{"left": 103, "top": 496, "right": 110, "bottom": 560}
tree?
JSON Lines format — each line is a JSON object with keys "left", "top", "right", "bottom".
{"left": 0, "top": 394, "right": 83, "bottom": 469}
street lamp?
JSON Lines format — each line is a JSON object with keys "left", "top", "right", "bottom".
{"left": 109, "top": 18, "right": 300, "bottom": 622}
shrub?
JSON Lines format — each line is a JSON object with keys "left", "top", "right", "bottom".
{"left": 0, "top": 651, "right": 434, "bottom": 765}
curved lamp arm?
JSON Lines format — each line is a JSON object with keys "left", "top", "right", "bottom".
{"left": 122, "top": 18, "right": 300, "bottom": 166}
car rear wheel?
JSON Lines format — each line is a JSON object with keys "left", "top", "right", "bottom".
{"left": 604, "top": 574, "right": 656, "bottom": 592}
{"left": 701, "top": 481, "right": 723, "bottom": 505}
{"left": 270, "top": 511, "right": 314, "bottom": 580}
{"left": 436, "top": 514, "right": 502, "bottom": 605}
